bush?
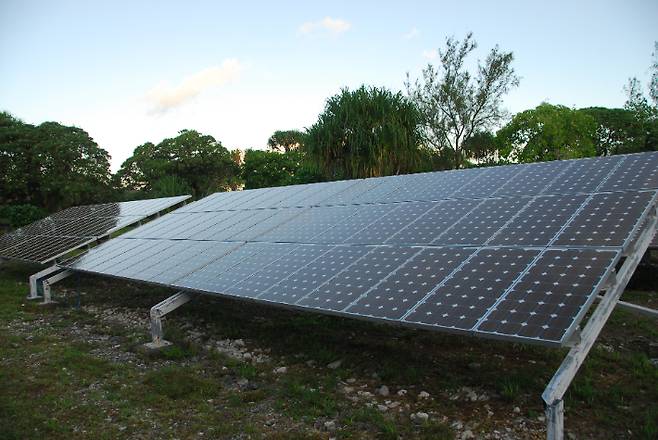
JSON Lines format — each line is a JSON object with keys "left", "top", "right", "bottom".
{"left": 0, "top": 204, "right": 47, "bottom": 228}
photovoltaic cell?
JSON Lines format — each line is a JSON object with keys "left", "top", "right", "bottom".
{"left": 65, "top": 152, "right": 658, "bottom": 347}
{"left": 554, "top": 191, "right": 656, "bottom": 247}
{"left": 434, "top": 198, "right": 530, "bottom": 245}
{"left": 403, "top": 248, "right": 539, "bottom": 330}
{"left": 0, "top": 195, "right": 189, "bottom": 263}
{"left": 345, "top": 247, "right": 474, "bottom": 320}
{"left": 258, "top": 246, "right": 371, "bottom": 305}
{"left": 476, "top": 248, "right": 618, "bottom": 343}
{"left": 490, "top": 195, "right": 588, "bottom": 246}
{"left": 298, "top": 246, "right": 419, "bottom": 311}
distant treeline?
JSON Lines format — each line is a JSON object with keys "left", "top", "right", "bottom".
{"left": 1, "top": 35, "right": 656, "bottom": 228}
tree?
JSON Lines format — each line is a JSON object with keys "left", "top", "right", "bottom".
{"left": 462, "top": 130, "right": 498, "bottom": 165}
{"left": 497, "top": 103, "right": 597, "bottom": 163}
{"left": 305, "top": 85, "right": 423, "bottom": 179}
{"left": 0, "top": 113, "right": 113, "bottom": 212}
{"left": 116, "top": 130, "right": 241, "bottom": 198}
{"left": 242, "top": 149, "right": 300, "bottom": 189}
{"left": 267, "top": 130, "right": 305, "bottom": 152}
{"left": 406, "top": 33, "right": 519, "bottom": 169}
{"left": 578, "top": 107, "right": 645, "bottom": 155}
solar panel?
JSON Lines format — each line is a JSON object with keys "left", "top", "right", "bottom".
{"left": 66, "top": 152, "right": 658, "bottom": 346}
{"left": 0, "top": 195, "right": 189, "bottom": 264}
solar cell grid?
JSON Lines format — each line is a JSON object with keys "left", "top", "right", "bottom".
{"left": 495, "top": 160, "right": 570, "bottom": 197}
{"left": 258, "top": 246, "right": 371, "bottom": 305}
{"left": 599, "top": 151, "right": 658, "bottom": 192}
{"left": 346, "top": 247, "right": 475, "bottom": 320}
{"left": 434, "top": 197, "right": 530, "bottom": 245}
{"left": 231, "top": 244, "right": 332, "bottom": 298}
{"left": 345, "top": 202, "right": 436, "bottom": 244}
{"left": 476, "top": 248, "right": 618, "bottom": 343}
{"left": 0, "top": 195, "right": 188, "bottom": 263}
{"left": 314, "top": 204, "right": 401, "bottom": 244}
{"left": 454, "top": 165, "right": 521, "bottom": 199}
{"left": 554, "top": 191, "right": 656, "bottom": 247}
{"left": 490, "top": 195, "right": 588, "bottom": 246}
{"left": 63, "top": 152, "right": 658, "bottom": 347}
{"left": 298, "top": 245, "right": 420, "bottom": 311}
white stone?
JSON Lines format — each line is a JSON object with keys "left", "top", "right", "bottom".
{"left": 418, "top": 391, "right": 430, "bottom": 399}
{"left": 377, "top": 385, "right": 390, "bottom": 396}
{"left": 273, "top": 366, "right": 287, "bottom": 374}
{"left": 327, "top": 360, "right": 342, "bottom": 370}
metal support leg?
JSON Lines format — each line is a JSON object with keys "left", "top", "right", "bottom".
{"left": 27, "top": 266, "right": 63, "bottom": 300}
{"left": 542, "top": 203, "right": 657, "bottom": 440}
{"left": 546, "top": 400, "right": 564, "bottom": 440}
{"left": 40, "top": 269, "right": 73, "bottom": 304}
{"left": 596, "top": 295, "right": 658, "bottom": 319}
{"left": 144, "top": 291, "right": 193, "bottom": 349}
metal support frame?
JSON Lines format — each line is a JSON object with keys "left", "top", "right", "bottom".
{"left": 144, "top": 291, "right": 193, "bottom": 349}
{"left": 542, "top": 203, "right": 658, "bottom": 440}
{"left": 596, "top": 295, "right": 658, "bottom": 319}
{"left": 27, "top": 266, "right": 73, "bottom": 303}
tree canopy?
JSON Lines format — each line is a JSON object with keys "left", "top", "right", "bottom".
{"left": 267, "top": 130, "right": 305, "bottom": 152}
{"left": 406, "top": 33, "right": 519, "bottom": 169}
{"left": 115, "top": 129, "right": 241, "bottom": 199}
{"left": 305, "top": 85, "right": 423, "bottom": 179}
{"left": 496, "top": 103, "right": 597, "bottom": 163}
{"left": 0, "top": 112, "right": 113, "bottom": 212}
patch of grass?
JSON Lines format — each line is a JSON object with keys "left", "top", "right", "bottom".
{"left": 276, "top": 376, "right": 338, "bottom": 420}
{"left": 143, "top": 366, "right": 217, "bottom": 400}
{"left": 418, "top": 420, "right": 455, "bottom": 440}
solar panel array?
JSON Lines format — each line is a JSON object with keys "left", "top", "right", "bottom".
{"left": 67, "top": 152, "right": 658, "bottom": 346}
{"left": 0, "top": 196, "right": 189, "bottom": 264}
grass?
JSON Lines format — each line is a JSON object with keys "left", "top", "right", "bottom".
{"left": 1, "top": 259, "right": 657, "bottom": 438}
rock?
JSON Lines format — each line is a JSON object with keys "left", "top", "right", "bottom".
{"left": 357, "top": 391, "right": 374, "bottom": 398}
{"left": 567, "top": 432, "right": 576, "bottom": 440}
{"left": 324, "top": 420, "right": 336, "bottom": 432}
{"left": 377, "top": 404, "right": 388, "bottom": 412}
{"left": 513, "top": 406, "right": 521, "bottom": 414}
{"left": 397, "top": 389, "right": 407, "bottom": 396}
{"left": 346, "top": 378, "right": 356, "bottom": 384}
{"left": 418, "top": 391, "right": 430, "bottom": 399}
{"left": 327, "top": 360, "right": 342, "bottom": 370}
{"left": 237, "top": 378, "right": 249, "bottom": 387}
{"left": 468, "top": 362, "right": 481, "bottom": 370}
{"left": 377, "top": 385, "right": 390, "bottom": 396}
{"left": 341, "top": 386, "right": 354, "bottom": 394}
{"left": 412, "top": 412, "right": 429, "bottom": 423}
{"left": 273, "top": 366, "right": 287, "bottom": 374}
{"left": 388, "top": 401, "right": 400, "bottom": 409}
{"left": 461, "top": 430, "right": 475, "bottom": 440}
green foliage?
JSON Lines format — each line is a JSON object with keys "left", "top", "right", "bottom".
{"left": 462, "top": 130, "right": 498, "bottom": 165}
{"left": 0, "top": 204, "right": 47, "bottom": 228}
{"left": 406, "top": 32, "right": 519, "bottom": 169}
{"left": 150, "top": 175, "right": 194, "bottom": 198}
{"left": 267, "top": 129, "right": 306, "bottom": 152}
{"left": 306, "top": 85, "right": 423, "bottom": 179}
{"left": 0, "top": 112, "right": 114, "bottom": 212}
{"left": 497, "top": 103, "right": 597, "bottom": 163}
{"left": 116, "top": 130, "right": 241, "bottom": 199}
{"left": 242, "top": 149, "right": 316, "bottom": 189}
{"left": 578, "top": 107, "right": 647, "bottom": 155}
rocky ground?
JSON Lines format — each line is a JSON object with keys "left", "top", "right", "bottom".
{"left": 1, "top": 261, "right": 657, "bottom": 439}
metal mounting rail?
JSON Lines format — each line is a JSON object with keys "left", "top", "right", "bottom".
{"left": 542, "top": 202, "right": 657, "bottom": 440}
{"left": 145, "top": 291, "right": 194, "bottom": 349}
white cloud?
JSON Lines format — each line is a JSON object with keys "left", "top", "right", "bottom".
{"left": 403, "top": 27, "right": 420, "bottom": 40}
{"left": 422, "top": 49, "right": 438, "bottom": 60}
{"left": 299, "top": 17, "right": 351, "bottom": 35}
{"left": 146, "top": 58, "right": 242, "bottom": 113}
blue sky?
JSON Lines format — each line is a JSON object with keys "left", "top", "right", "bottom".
{"left": 1, "top": 0, "right": 656, "bottom": 170}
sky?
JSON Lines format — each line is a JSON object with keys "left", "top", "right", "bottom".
{"left": 1, "top": 0, "right": 657, "bottom": 171}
